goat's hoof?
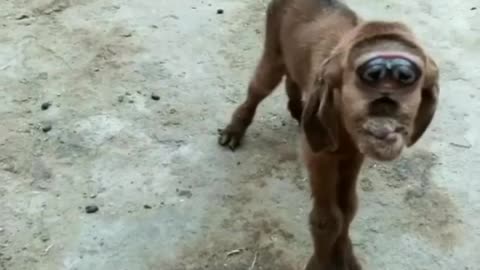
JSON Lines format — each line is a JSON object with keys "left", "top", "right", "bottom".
{"left": 344, "top": 253, "right": 362, "bottom": 270}
{"left": 290, "top": 113, "right": 302, "bottom": 125}
{"left": 217, "top": 127, "right": 244, "bottom": 151}
{"left": 347, "top": 258, "right": 362, "bottom": 270}
{"left": 287, "top": 101, "right": 303, "bottom": 123}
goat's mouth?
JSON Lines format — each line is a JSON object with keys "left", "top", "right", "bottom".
{"left": 358, "top": 124, "right": 408, "bottom": 161}
{"left": 363, "top": 126, "right": 406, "bottom": 144}
{"left": 360, "top": 117, "right": 408, "bottom": 143}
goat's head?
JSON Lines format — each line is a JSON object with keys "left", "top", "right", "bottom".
{"left": 302, "top": 21, "right": 440, "bottom": 161}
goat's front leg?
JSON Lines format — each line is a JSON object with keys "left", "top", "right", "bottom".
{"left": 285, "top": 76, "right": 303, "bottom": 123}
{"left": 305, "top": 155, "right": 342, "bottom": 270}
{"left": 333, "top": 153, "right": 364, "bottom": 270}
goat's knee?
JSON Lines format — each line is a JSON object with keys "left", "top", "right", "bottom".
{"left": 310, "top": 207, "right": 342, "bottom": 242}
{"left": 309, "top": 206, "right": 343, "bottom": 261}
{"left": 306, "top": 206, "right": 343, "bottom": 270}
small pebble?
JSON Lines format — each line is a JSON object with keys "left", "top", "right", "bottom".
{"left": 16, "top": 14, "right": 30, "bottom": 20}
{"left": 178, "top": 190, "right": 193, "bottom": 198}
{"left": 40, "top": 235, "right": 50, "bottom": 242}
{"left": 472, "top": 7, "right": 477, "bottom": 10}
{"left": 42, "top": 125, "right": 52, "bottom": 133}
{"left": 217, "top": 9, "right": 224, "bottom": 14}
{"left": 144, "top": 204, "right": 152, "bottom": 209}
{"left": 41, "top": 102, "right": 52, "bottom": 111}
{"left": 38, "top": 72, "right": 48, "bottom": 80}
{"left": 117, "top": 96, "right": 125, "bottom": 103}
{"left": 151, "top": 94, "right": 160, "bottom": 101}
{"left": 85, "top": 205, "right": 99, "bottom": 214}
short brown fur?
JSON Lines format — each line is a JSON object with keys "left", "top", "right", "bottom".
{"left": 218, "top": 0, "right": 440, "bottom": 269}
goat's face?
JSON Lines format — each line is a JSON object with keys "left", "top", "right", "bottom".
{"left": 342, "top": 42, "right": 434, "bottom": 161}
{"left": 302, "top": 23, "right": 439, "bottom": 161}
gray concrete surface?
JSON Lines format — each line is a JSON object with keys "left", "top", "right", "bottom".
{"left": 0, "top": 0, "right": 479, "bottom": 269}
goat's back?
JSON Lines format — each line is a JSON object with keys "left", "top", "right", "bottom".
{"left": 269, "top": 0, "right": 359, "bottom": 87}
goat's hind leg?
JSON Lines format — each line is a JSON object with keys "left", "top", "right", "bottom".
{"left": 218, "top": 1, "right": 285, "bottom": 150}
{"left": 217, "top": 52, "right": 284, "bottom": 150}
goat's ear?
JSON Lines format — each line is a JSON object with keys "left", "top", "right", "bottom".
{"left": 301, "top": 78, "right": 339, "bottom": 153}
{"left": 322, "top": 53, "right": 343, "bottom": 89}
{"left": 408, "top": 56, "right": 440, "bottom": 146}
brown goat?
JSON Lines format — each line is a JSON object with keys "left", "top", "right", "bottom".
{"left": 218, "top": 0, "right": 440, "bottom": 269}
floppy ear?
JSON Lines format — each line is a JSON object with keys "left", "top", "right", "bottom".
{"left": 301, "top": 77, "right": 339, "bottom": 153}
{"left": 322, "top": 52, "right": 343, "bottom": 88}
{"left": 408, "top": 56, "right": 440, "bottom": 146}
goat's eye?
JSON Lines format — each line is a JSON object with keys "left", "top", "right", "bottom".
{"left": 358, "top": 57, "right": 421, "bottom": 86}
{"left": 392, "top": 65, "right": 417, "bottom": 85}
{"left": 390, "top": 58, "right": 421, "bottom": 85}
{"left": 360, "top": 64, "right": 387, "bottom": 83}
{"left": 357, "top": 58, "right": 387, "bottom": 83}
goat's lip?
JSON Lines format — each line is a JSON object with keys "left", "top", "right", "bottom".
{"left": 363, "top": 129, "right": 402, "bottom": 143}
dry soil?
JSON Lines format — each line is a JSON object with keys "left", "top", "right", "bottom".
{"left": 0, "top": 0, "right": 479, "bottom": 270}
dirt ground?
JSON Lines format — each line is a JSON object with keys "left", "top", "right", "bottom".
{"left": 0, "top": 0, "right": 479, "bottom": 269}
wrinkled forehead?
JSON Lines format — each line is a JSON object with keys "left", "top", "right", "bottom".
{"left": 348, "top": 38, "right": 425, "bottom": 69}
